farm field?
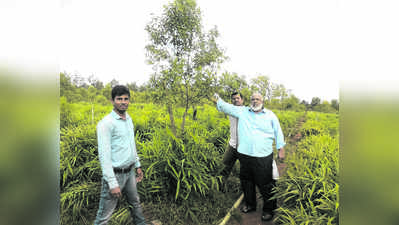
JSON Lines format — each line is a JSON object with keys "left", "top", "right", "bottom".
{"left": 60, "top": 100, "right": 338, "bottom": 225}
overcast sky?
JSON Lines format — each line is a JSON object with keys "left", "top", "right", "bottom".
{"left": 0, "top": 0, "right": 391, "bottom": 103}
{"left": 58, "top": 0, "right": 344, "bottom": 102}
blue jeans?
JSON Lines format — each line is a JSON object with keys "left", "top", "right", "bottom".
{"left": 94, "top": 170, "right": 147, "bottom": 225}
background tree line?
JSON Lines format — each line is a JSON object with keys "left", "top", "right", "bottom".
{"left": 60, "top": 1, "right": 340, "bottom": 224}
{"left": 60, "top": 71, "right": 339, "bottom": 113}
{"left": 60, "top": 0, "right": 338, "bottom": 137}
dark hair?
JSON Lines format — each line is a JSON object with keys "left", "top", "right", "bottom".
{"left": 231, "top": 92, "right": 243, "bottom": 99}
{"left": 111, "top": 85, "right": 130, "bottom": 100}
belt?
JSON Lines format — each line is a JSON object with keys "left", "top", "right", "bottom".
{"left": 113, "top": 164, "right": 134, "bottom": 173}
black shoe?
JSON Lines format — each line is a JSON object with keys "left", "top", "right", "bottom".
{"left": 240, "top": 205, "right": 256, "bottom": 213}
{"left": 261, "top": 212, "right": 273, "bottom": 221}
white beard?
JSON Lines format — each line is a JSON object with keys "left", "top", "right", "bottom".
{"left": 250, "top": 104, "right": 263, "bottom": 112}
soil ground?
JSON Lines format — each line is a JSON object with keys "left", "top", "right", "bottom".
{"left": 226, "top": 162, "right": 286, "bottom": 225}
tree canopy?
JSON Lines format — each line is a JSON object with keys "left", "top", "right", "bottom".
{"left": 145, "top": 0, "right": 226, "bottom": 135}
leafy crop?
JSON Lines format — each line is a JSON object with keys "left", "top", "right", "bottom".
{"left": 60, "top": 102, "right": 236, "bottom": 224}
{"left": 273, "top": 111, "right": 339, "bottom": 225}
{"left": 60, "top": 101, "right": 338, "bottom": 225}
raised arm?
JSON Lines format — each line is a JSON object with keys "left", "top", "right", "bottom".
{"left": 213, "top": 93, "right": 244, "bottom": 118}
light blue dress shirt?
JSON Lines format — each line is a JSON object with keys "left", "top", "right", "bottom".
{"left": 217, "top": 98, "right": 286, "bottom": 157}
{"left": 97, "top": 110, "right": 141, "bottom": 189}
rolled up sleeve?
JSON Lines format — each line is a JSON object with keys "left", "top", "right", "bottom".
{"left": 216, "top": 98, "right": 243, "bottom": 118}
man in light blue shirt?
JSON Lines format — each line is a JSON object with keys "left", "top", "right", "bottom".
{"left": 94, "top": 85, "right": 148, "bottom": 225}
{"left": 213, "top": 92, "right": 286, "bottom": 221}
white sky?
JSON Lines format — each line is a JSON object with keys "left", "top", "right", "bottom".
{"left": 60, "top": 0, "right": 343, "bottom": 102}
{"left": 1, "top": 0, "right": 398, "bottom": 103}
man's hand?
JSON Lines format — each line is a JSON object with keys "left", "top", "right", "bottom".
{"left": 110, "top": 187, "right": 122, "bottom": 198}
{"left": 278, "top": 148, "right": 285, "bottom": 161}
{"left": 136, "top": 167, "right": 144, "bottom": 183}
{"left": 211, "top": 93, "right": 220, "bottom": 104}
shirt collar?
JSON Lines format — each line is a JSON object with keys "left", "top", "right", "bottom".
{"left": 111, "top": 110, "right": 130, "bottom": 120}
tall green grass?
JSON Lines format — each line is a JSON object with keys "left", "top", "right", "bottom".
{"left": 60, "top": 102, "right": 238, "bottom": 224}
{"left": 60, "top": 101, "right": 337, "bottom": 225}
{"left": 276, "top": 110, "right": 305, "bottom": 138}
{"left": 273, "top": 111, "right": 339, "bottom": 225}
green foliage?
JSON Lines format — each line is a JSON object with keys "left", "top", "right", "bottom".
{"left": 60, "top": 72, "right": 74, "bottom": 97}
{"left": 60, "top": 101, "right": 238, "bottom": 224}
{"left": 136, "top": 104, "right": 229, "bottom": 202}
{"left": 331, "top": 99, "right": 339, "bottom": 111}
{"left": 60, "top": 69, "right": 338, "bottom": 113}
{"left": 250, "top": 75, "right": 273, "bottom": 102}
{"left": 216, "top": 71, "right": 250, "bottom": 100}
{"left": 60, "top": 95, "right": 339, "bottom": 225}
{"left": 313, "top": 100, "right": 337, "bottom": 113}
{"left": 311, "top": 97, "right": 321, "bottom": 108}
{"left": 142, "top": 188, "right": 241, "bottom": 225}
{"left": 301, "top": 111, "right": 339, "bottom": 137}
{"left": 273, "top": 112, "right": 339, "bottom": 225}
{"left": 60, "top": 96, "right": 72, "bottom": 128}
{"left": 60, "top": 72, "right": 150, "bottom": 106}
{"left": 280, "top": 95, "right": 305, "bottom": 111}
{"left": 61, "top": 182, "right": 100, "bottom": 225}
{"left": 60, "top": 122, "right": 102, "bottom": 225}
{"left": 275, "top": 110, "right": 305, "bottom": 139}
{"left": 145, "top": 0, "right": 226, "bottom": 134}
{"left": 60, "top": 85, "right": 339, "bottom": 225}
{"left": 60, "top": 101, "right": 111, "bottom": 129}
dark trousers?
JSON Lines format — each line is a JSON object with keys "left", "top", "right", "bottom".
{"left": 221, "top": 145, "right": 239, "bottom": 177}
{"left": 238, "top": 152, "right": 277, "bottom": 213}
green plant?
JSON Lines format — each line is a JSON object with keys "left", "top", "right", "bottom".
{"left": 273, "top": 114, "right": 339, "bottom": 225}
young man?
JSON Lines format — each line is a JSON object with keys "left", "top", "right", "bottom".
{"left": 220, "top": 92, "right": 244, "bottom": 180}
{"left": 94, "top": 85, "right": 149, "bottom": 225}
{"left": 214, "top": 92, "right": 285, "bottom": 221}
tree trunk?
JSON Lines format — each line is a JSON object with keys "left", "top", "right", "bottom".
{"left": 192, "top": 107, "right": 197, "bottom": 120}
{"left": 91, "top": 103, "right": 94, "bottom": 124}
{"left": 181, "top": 74, "right": 190, "bottom": 134}
{"left": 167, "top": 105, "right": 177, "bottom": 136}
{"left": 181, "top": 103, "right": 189, "bottom": 134}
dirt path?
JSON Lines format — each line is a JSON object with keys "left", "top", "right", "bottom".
{"left": 225, "top": 113, "right": 306, "bottom": 225}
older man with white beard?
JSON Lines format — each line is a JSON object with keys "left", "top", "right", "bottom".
{"left": 213, "top": 92, "right": 286, "bottom": 221}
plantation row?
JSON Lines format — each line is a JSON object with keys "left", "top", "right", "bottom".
{"left": 274, "top": 111, "right": 339, "bottom": 224}
{"left": 60, "top": 99, "right": 337, "bottom": 224}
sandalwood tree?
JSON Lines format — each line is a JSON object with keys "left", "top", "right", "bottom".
{"left": 145, "top": 0, "right": 225, "bottom": 135}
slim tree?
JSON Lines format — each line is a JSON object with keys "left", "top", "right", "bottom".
{"left": 331, "top": 99, "right": 339, "bottom": 111}
{"left": 145, "top": 0, "right": 225, "bottom": 135}
{"left": 217, "top": 71, "right": 249, "bottom": 100}
{"left": 311, "top": 97, "right": 321, "bottom": 110}
{"left": 88, "top": 86, "right": 97, "bottom": 124}
{"left": 250, "top": 75, "right": 273, "bottom": 103}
